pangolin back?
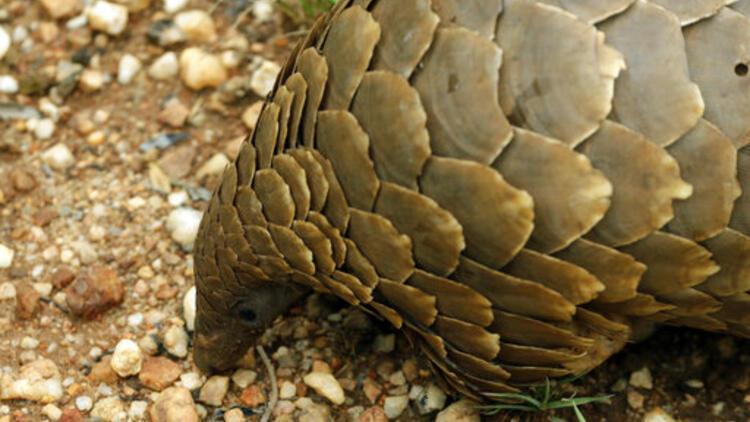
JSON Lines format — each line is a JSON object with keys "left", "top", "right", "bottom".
{"left": 195, "top": 0, "right": 750, "bottom": 400}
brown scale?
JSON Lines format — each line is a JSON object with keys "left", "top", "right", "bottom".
{"left": 193, "top": 0, "right": 750, "bottom": 401}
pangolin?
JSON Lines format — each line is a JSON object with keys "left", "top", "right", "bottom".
{"left": 193, "top": 0, "right": 750, "bottom": 401}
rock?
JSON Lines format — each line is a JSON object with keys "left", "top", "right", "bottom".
{"left": 629, "top": 367, "right": 653, "bottom": 390}
{"left": 149, "top": 52, "right": 179, "bottom": 80}
{"left": 158, "top": 97, "right": 190, "bottom": 128}
{"left": 249, "top": 59, "right": 280, "bottom": 97}
{"left": 199, "top": 376, "right": 229, "bottom": 407}
{"left": 166, "top": 208, "right": 202, "bottom": 251}
{"left": 373, "top": 334, "right": 395, "bottom": 353}
{"left": 10, "top": 168, "right": 37, "bottom": 192}
{"left": 231, "top": 369, "right": 257, "bottom": 389}
{"left": 117, "top": 54, "right": 141, "bottom": 84}
{"left": 41, "top": 403, "right": 63, "bottom": 421}
{"left": 174, "top": 10, "right": 216, "bottom": 42}
{"left": 179, "top": 48, "right": 227, "bottom": 90}
{"left": 0, "top": 359, "right": 63, "bottom": 403}
{"left": 644, "top": 407, "right": 675, "bottom": 422}
{"left": 181, "top": 286, "right": 196, "bottom": 331}
{"left": 0, "top": 76, "right": 19, "bottom": 94}
{"left": 362, "top": 378, "right": 382, "bottom": 404}
{"left": 359, "top": 406, "right": 387, "bottom": 422}
{"left": 303, "top": 372, "right": 345, "bottom": 405}
{"left": 59, "top": 408, "right": 84, "bottom": 422}
{"left": 252, "top": 0, "right": 275, "bottom": 22}
{"left": 0, "top": 282, "right": 15, "bottom": 300}
{"left": 33, "top": 118, "right": 56, "bottom": 140}
{"left": 383, "top": 395, "right": 409, "bottom": 419}
{"left": 436, "top": 400, "right": 480, "bottom": 422}
{"left": 415, "top": 383, "right": 447, "bottom": 415}
{"left": 149, "top": 387, "right": 199, "bottom": 422}
{"left": 239, "top": 385, "right": 265, "bottom": 407}
{"left": 88, "top": 356, "right": 118, "bottom": 385}
{"left": 64, "top": 266, "right": 124, "bottom": 319}
{"left": 75, "top": 396, "right": 93, "bottom": 411}
{"left": 79, "top": 69, "right": 106, "bottom": 92}
{"left": 41, "top": 0, "right": 83, "bottom": 18}
{"left": 157, "top": 143, "right": 196, "bottom": 179}
{"left": 164, "top": 0, "right": 188, "bottom": 13}
{"left": 0, "top": 244, "right": 13, "bottom": 268}
{"left": 241, "top": 102, "right": 263, "bottom": 129}
{"left": 118, "top": 0, "right": 151, "bottom": 12}
{"left": 222, "top": 408, "right": 244, "bottom": 422}
{"left": 90, "top": 396, "right": 127, "bottom": 421}
{"left": 139, "top": 357, "right": 182, "bottom": 391}
{"left": 0, "top": 27, "right": 8, "bottom": 60}
{"left": 178, "top": 372, "right": 204, "bottom": 391}
{"left": 162, "top": 325, "right": 189, "bottom": 358}
{"left": 110, "top": 339, "right": 142, "bottom": 377}
{"left": 279, "top": 381, "right": 297, "bottom": 399}
{"left": 388, "top": 371, "right": 405, "bottom": 387}
{"left": 128, "top": 401, "right": 148, "bottom": 420}
{"left": 50, "top": 267, "right": 76, "bottom": 289}
{"left": 87, "top": 1, "right": 129, "bottom": 36}
{"left": 627, "top": 390, "right": 645, "bottom": 410}
{"left": 42, "top": 144, "right": 75, "bottom": 171}
{"left": 20, "top": 336, "right": 40, "bottom": 349}
{"left": 196, "top": 153, "right": 230, "bottom": 179}
{"left": 15, "top": 282, "right": 41, "bottom": 320}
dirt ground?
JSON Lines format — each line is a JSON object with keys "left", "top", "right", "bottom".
{"left": 1, "top": 1, "right": 749, "bottom": 421}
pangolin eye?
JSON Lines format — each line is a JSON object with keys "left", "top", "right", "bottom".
{"left": 238, "top": 308, "right": 257, "bottom": 322}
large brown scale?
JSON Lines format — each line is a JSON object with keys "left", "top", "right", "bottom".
{"left": 192, "top": 0, "right": 750, "bottom": 401}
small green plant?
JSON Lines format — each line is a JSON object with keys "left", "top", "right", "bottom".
{"left": 278, "top": 0, "right": 338, "bottom": 24}
{"left": 477, "top": 377, "right": 613, "bottom": 422}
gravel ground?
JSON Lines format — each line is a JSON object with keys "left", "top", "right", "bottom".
{"left": 0, "top": 1, "right": 749, "bottom": 421}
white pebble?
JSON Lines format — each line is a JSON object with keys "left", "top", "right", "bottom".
{"left": 279, "top": 381, "right": 296, "bottom": 399}
{"left": 0, "top": 359, "right": 63, "bottom": 403}
{"left": 87, "top": 1, "right": 128, "bottom": 35}
{"left": 179, "top": 372, "right": 204, "bottom": 390}
{"left": 117, "top": 53, "right": 141, "bottom": 84}
{"left": 163, "top": 0, "right": 188, "bottom": 13}
{"left": 416, "top": 383, "right": 447, "bottom": 415}
{"left": 127, "top": 313, "right": 144, "bottom": 327}
{"left": 148, "top": 52, "right": 179, "bottom": 80}
{"left": 231, "top": 369, "right": 257, "bottom": 388}
{"left": 0, "top": 27, "right": 9, "bottom": 60}
{"left": 166, "top": 207, "right": 202, "bottom": 251}
{"left": 34, "top": 118, "right": 56, "bottom": 140}
{"left": 0, "top": 282, "right": 16, "bottom": 300}
{"left": 89, "top": 347, "right": 103, "bottom": 359}
{"left": 252, "top": 0, "right": 275, "bottom": 22}
{"left": 384, "top": 395, "right": 409, "bottom": 419}
{"left": 0, "top": 75, "right": 18, "bottom": 94}
{"left": 41, "top": 403, "right": 62, "bottom": 421}
{"left": 183, "top": 286, "right": 196, "bottom": 331}
{"left": 66, "top": 15, "right": 88, "bottom": 30}
{"left": 20, "top": 337, "right": 40, "bottom": 349}
{"left": 174, "top": 10, "right": 216, "bottom": 42}
{"left": 42, "top": 143, "right": 74, "bottom": 170}
{"left": 179, "top": 48, "right": 227, "bottom": 90}
{"left": 75, "top": 395, "right": 93, "bottom": 411}
{"left": 303, "top": 372, "right": 345, "bottom": 405}
{"left": 163, "top": 325, "right": 189, "bottom": 358}
{"left": 79, "top": 69, "right": 106, "bottom": 92}
{"left": 630, "top": 367, "right": 654, "bottom": 390}
{"left": 110, "top": 339, "right": 143, "bottom": 377}
{"left": 32, "top": 283, "right": 53, "bottom": 298}
{"left": 128, "top": 401, "right": 148, "bottom": 420}
{"left": 0, "top": 244, "right": 14, "bottom": 269}
{"left": 167, "top": 191, "right": 188, "bottom": 207}
{"left": 249, "top": 59, "right": 281, "bottom": 97}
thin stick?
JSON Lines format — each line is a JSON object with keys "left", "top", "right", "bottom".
{"left": 230, "top": 4, "right": 255, "bottom": 32}
{"left": 257, "top": 345, "right": 277, "bottom": 422}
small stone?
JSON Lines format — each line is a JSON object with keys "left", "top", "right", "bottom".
{"left": 166, "top": 207, "right": 202, "bottom": 251}
{"left": 42, "top": 144, "right": 75, "bottom": 170}
{"left": 75, "top": 396, "right": 93, "bottom": 411}
{"left": 174, "top": 10, "right": 216, "bottom": 42}
{"left": 117, "top": 54, "right": 141, "bottom": 84}
{"left": 50, "top": 267, "right": 76, "bottom": 289}
{"left": 359, "top": 406, "right": 387, "bottom": 422}
{"left": 180, "top": 286, "right": 196, "bottom": 331}
{"left": 239, "top": 385, "right": 266, "bottom": 407}
{"left": 231, "top": 369, "right": 257, "bottom": 388}
{"left": 363, "top": 378, "right": 382, "bottom": 404}
{"left": 179, "top": 48, "right": 227, "bottom": 90}
{"left": 158, "top": 144, "right": 196, "bottom": 179}
{"left": 87, "top": 1, "right": 129, "bottom": 35}
{"left": 388, "top": 371, "right": 405, "bottom": 386}
{"left": 0, "top": 358, "right": 63, "bottom": 403}
{"left": 685, "top": 379, "right": 704, "bottom": 389}
{"left": 373, "top": 334, "right": 395, "bottom": 353}
{"left": 59, "top": 408, "right": 84, "bottom": 422}
{"left": 0, "top": 282, "right": 15, "bottom": 300}
{"left": 0, "top": 76, "right": 18, "bottom": 94}
{"left": 629, "top": 367, "right": 653, "bottom": 390}
{"left": 383, "top": 395, "right": 409, "bottom": 419}
{"left": 41, "top": 0, "right": 83, "bottom": 18}
{"left": 0, "top": 27, "right": 8, "bottom": 60}
{"left": 149, "top": 52, "right": 179, "bottom": 80}
{"left": 110, "top": 339, "right": 142, "bottom": 377}
{"left": 303, "top": 372, "right": 345, "bottom": 405}
{"left": 128, "top": 401, "right": 148, "bottom": 420}
{"left": 163, "top": 325, "right": 189, "bottom": 358}
{"left": 436, "top": 400, "right": 480, "bottom": 422}
{"left": 199, "top": 376, "right": 229, "bottom": 406}
{"left": 158, "top": 97, "right": 190, "bottom": 128}
{"left": 149, "top": 387, "right": 199, "bottom": 422}
{"left": 164, "top": 0, "right": 188, "bottom": 13}
{"left": 252, "top": 0, "right": 275, "bottom": 22}
{"left": 249, "top": 59, "right": 280, "bottom": 97}
{"left": 139, "top": 356, "right": 182, "bottom": 391}
{"left": 279, "top": 381, "right": 297, "bottom": 399}
{"left": 41, "top": 404, "right": 63, "bottom": 421}
{"left": 627, "top": 390, "right": 645, "bottom": 410}
{"left": 644, "top": 407, "right": 675, "bottom": 422}
{"left": 179, "top": 372, "right": 204, "bottom": 390}
{"left": 79, "top": 69, "right": 105, "bottom": 92}
{"left": 15, "top": 282, "right": 41, "bottom": 320}
{"left": 0, "top": 245, "right": 13, "bottom": 268}
{"left": 196, "top": 153, "right": 230, "bottom": 179}
{"left": 88, "top": 356, "right": 118, "bottom": 385}
{"left": 20, "top": 336, "right": 40, "bottom": 349}
{"left": 90, "top": 397, "right": 127, "bottom": 421}
{"left": 241, "top": 102, "right": 263, "bottom": 130}
{"left": 415, "top": 384, "right": 447, "bottom": 415}
{"left": 34, "top": 118, "right": 56, "bottom": 140}
{"left": 223, "top": 408, "right": 245, "bottom": 422}
{"left": 33, "top": 283, "right": 53, "bottom": 298}
{"left": 64, "top": 266, "right": 124, "bottom": 318}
